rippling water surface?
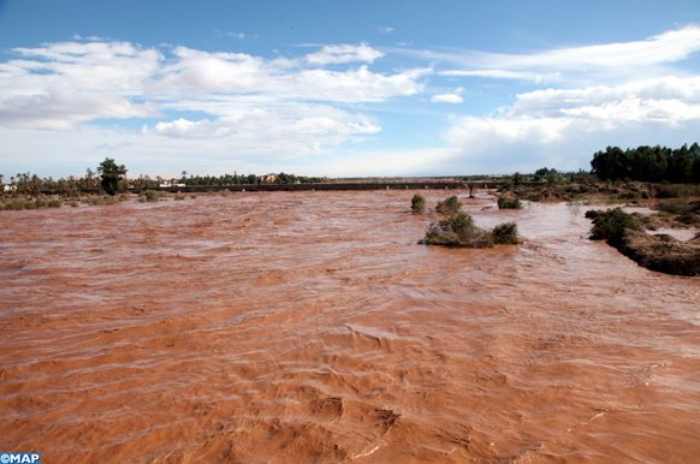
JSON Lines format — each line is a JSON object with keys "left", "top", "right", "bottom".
{"left": 1, "top": 190, "right": 699, "bottom": 463}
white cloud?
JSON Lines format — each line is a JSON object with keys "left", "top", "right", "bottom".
{"left": 431, "top": 86, "right": 464, "bottom": 104}
{"left": 149, "top": 102, "right": 381, "bottom": 155}
{"left": 399, "top": 25, "right": 700, "bottom": 84}
{"left": 305, "top": 43, "right": 384, "bottom": 65}
{"left": 0, "top": 41, "right": 424, "bottom": 128}
{"left": 509, "top": 76, "right": 700, "bottom": 121}
{"left": 431, "top": 93, "right": 463, "bottom": 104}
{"left": 379, "top": 26, "right": 395, "bottom": 34}
{"left": 0, "top": 39, "right": 429, "bottom": 173}
{"left": 439, "top": 73, "right": 700, "bottom": 173}
{"left": 440, "top": 69, "right": 561, "bottom": 83}
{"left": 473, "top": 26, "right": 700, "bottom": 70}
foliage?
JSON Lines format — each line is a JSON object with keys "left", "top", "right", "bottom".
{"left": 436, "top": 195, "right": 462, "bottom": 215}
{"left": 591, "top": 144, "right": 700, "bottom": 183}
{"left": 421, "top": 212, "right": 520, "bottom": 248}
{"left": 497, "top": 194, "right": 522, "bottom": 209}
{"left": 534, "top": 167, "right": 564, "bottom": 184}
{"left": 0, "top": 195, "right": 62, "bottom": 210}
{"left": 492, "top": 223, "right": 519, "bottom": 244}
{"left": 85, "top": 195, "right": 120, "bottom": 206}
{"left": 97, "top": 158, "right": 127, "bottom": 195}
{"left": 140, "top": 190, "right": 162, "bottom": 202}
{"left": 587, "top": 208, "right": 642, "bottom": 245}
{"left": 411, "top": 194, "right": 426, "bottom": 214}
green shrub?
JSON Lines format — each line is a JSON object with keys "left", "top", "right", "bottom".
{"left": 492, "top": 223, "right": 519, "bottom": 244}
{"left": 497, "top": 195, "right": 522, "bottom": 209}
{"left": 140, "top": 190, "right": 161, "bottom": 202}
{"left": 436, "top": 196, "right": 462, "bottom": 215}
{"left": 174, "top": 193, "right": 186, "bottom": 201}
{"left": 587, "top": 208, "right": 642, "bottom": 244}
{"left": 411, "top": 194, "right": 425, "bottom": 214}
{"left": 421, "top": 212, "right": 519, "bottom": 248}
{"left": 3, "top": 198, "right": 29, "bottom": 210}
{"left": 47, "top": 199, "right": 62, "bottom": 208}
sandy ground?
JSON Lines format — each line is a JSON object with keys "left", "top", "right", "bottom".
{"left": 1, "top": 190, "right": 699, "bottom": 463}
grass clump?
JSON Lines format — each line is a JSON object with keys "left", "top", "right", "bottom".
{"left": 497, "top": 194, "right": 522, "bottom": 209}
{"left": 436, "top": 195, "right": 462, "bottom": 215}
{"left": 85, "top": 195, "right": 119, "bottom": 206}
{"left": 411, "top": 194, "right": 426, "bottom": 214}
{"left": 0, "top": 195, "right": 63, "bottom": 210}
{"left": 421, "top": 212, "right": 520, "bottom": 248}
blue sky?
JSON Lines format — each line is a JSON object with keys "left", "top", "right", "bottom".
{"left": 2, "top": 0, "right": 700, "bottom": 178}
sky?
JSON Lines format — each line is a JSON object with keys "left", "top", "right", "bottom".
{"left": 2, "top": 0, "right": 700, "bottom": 178}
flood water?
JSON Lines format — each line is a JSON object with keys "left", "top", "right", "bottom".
{"left": 1, "top": 190, "right": 699, "bottom": 463}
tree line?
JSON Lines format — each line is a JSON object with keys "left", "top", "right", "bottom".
{"left": 591, "top": 144, "right": 700, "bottom": 183}
{"left": 0, "top": 159, "right": 326, "bottom": 195}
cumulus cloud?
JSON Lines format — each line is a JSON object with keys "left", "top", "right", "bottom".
{"left": 0, "top": 39, "right": 427, "bottom": 159}
{"left": 439, "top": 74, "right": 700, "bottom": 173}
{"left": 305, "top": 43, "right": 384, "bottom": 65}
{"left": 149, "top": 101, "right": 381, "bottom": 157}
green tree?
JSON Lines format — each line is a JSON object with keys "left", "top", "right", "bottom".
{"left": 98, "top": 158, "right": 127, "bottom": 195}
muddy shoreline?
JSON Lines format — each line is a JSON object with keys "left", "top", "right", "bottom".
{"left": 1, "top": 190, "right": 699, "bottom": 463}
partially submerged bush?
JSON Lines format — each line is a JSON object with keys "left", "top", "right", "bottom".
{"left": 411, "top": 194, "right": 426, "bottom": 214}
{"left": 497, "top": 194, "right": 522, "bottom": 209}
{"left": 85, "top": 195, "right": 119, "bottom": 206}
{"left": 140, "top": 190, "right": 162, "bottom": 202}
{"left": 492, "top": 223, "right": 520, "bottom": 244}
{"left": 436, "top": 196, "right": 462, "bottom": 215}
{"left": 0, "top": 195, "right": 62, "bottom": 210}
{"left": 587, "top": 208, "right": 642, "bottom": 245}
{"left": 586, "top": 207, "right": 700, "bottom": 276}
{"left": 421, "top": 212, "right": 520, "bottom": 248}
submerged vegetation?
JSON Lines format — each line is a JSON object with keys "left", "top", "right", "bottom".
{"left": 421, "top": 211, "right": 520, "bottom": 248}
{"left": 436, "top": 196, "right": 462, "bottom": 215}
{"left": 497, "top": 193, "right": 522, "bottom": 209}
{"left": 140, "top": 190, "right": 163, "bottom": 203}
{"left": 587, "top": 208, "right": 642, "bottom": 245}
{"left": 411, "top": 194, "right": 426, "bottom": 214}
{"left": 421, "top": 196, "right": 521, "bottom": 248}
{"left": 0, "top": 195, "right": 62, "bottom": 210}
{"left": 586, "top": 208, "right": 700, "bottom": 276}
{"left": 492, "top": 222, "right": 520, "bottom": 245}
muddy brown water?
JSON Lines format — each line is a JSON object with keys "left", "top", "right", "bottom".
{"left": 1, "top": 190, "right": 699, "bottom": 464}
